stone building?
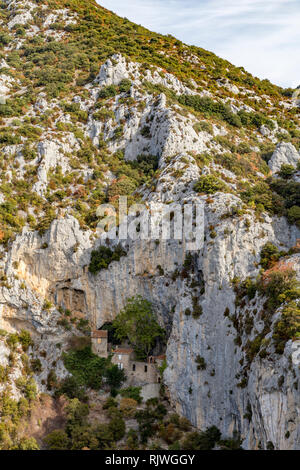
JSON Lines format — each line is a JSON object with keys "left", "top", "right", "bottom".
{"left": 91, "top": 330, "right": 165, "bottom": 387}
{"left": 91, "top": 329, "right": 108, "bottom": 358}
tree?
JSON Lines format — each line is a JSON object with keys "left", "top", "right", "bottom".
{"left": 112, "top": 296, "right": 165, "bottom": 360}
{"left": 288, "top": 205, "right": 300, "bottom": 227}
{"left": 104, "top": 365, "right": 126, "bottom": 390}
{"left": 107, "top": 409, "right": 126, "bottom": 441}
{"left": 17, "top": 437, "right": 39, "bottom": 450}
{"left": 66, "top": 398, "right": 89, "bottom": 429}
{"left": 44, "top": 430, "right": 70, "bottom": 450}
{"left": 182, "top": 426, "right": 221, "bottom": 450}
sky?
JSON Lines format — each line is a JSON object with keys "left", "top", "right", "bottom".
{"left": 97, "top": 0, "right": 300, "bottom": 88}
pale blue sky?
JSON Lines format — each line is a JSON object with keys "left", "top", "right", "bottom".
{"left": 97, "top": 0, "right": 300, "bottom": 88}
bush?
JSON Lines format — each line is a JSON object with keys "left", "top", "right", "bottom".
{"left": 98, "top": 85, "right": 117, "bottom": 99}
{"left": 119, "top": 79, "right": 132, "bottom": 93}
{"left": 181, "top": 426, "right": 221, "bottom": 450}
{"left": 104, "top": 364, "right": 126, "bottom": 390}
{"left": 0, "top": 33, "right": 12, "bottom": 46}
{"left": 62, "top": 346, "right": 108, "bottom": 390}
{"left": 135, "top": 408, "right": 156, "bottom": 443}
{"left": 126, "top": 429, "right": 139, "bottom": 450}
{"left": 113, "top": 296, "right": 165, "bottom": 360}
{"left": 93, "top": 108, "right": 115, "bottom": 122}
{"left": 260, "top": 243, "right": 281, "bottom": 269}
{"left": 195, "top": 355, "right": 206, "bottom": 370}
{"left": 178, "top": 95, "right": 242, "bottom": 128}
{"left": 287, "top": 206, "right": 300, "bottom": 227}
{"left": 44, "top": 430, "right": 69, "bottom": 450}
{"left": 112, "top": 125, "right": 124, "bottom": 141}
{"left": 30, "top": 358, "right": 42, "bottom": 374}
{"left": 193, "top": 121, "right": 213, "bottom": 134}
{"left": 261, "top": 267, "right": 300, "bottom": 311}
{"left": 120, "top": 386, "right": 142, "bottom": 404}
{"left": 273, "top": 301, "right": 300, "bottom": 354}
{"left": 278, "top": 164, "right": 296, "bottom": 179}
{"left": 194, "top": 175, "right": 229, "bottom": 194}
{"left": 103, "top": 397, "right": 118, "bottom": 410}
{"left": 17, "top": 437, "right": 39, "bottom": 450}
{"left": 89, "top": 244, "right": 127, "bottom": 274}
{"left": 107, "top": 175, "right": 138, "bottom": 199}
{"left": 108, "top": 410, "right": 126, "bottom": 441}
{"left": 57, "top": 376, "right": 87, "bottom": 401}
{"left": 120, "top": 398, "right": 138, "bottom": 417}
{"left": 240, "top": 181, "right": 284, "bottom": 215}
{"left": 159, "top": 423, "right": 182, "bottom": 445}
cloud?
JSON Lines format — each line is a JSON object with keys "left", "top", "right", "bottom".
{"left": 96, "top": 0, "right": 300, "bottom": 87}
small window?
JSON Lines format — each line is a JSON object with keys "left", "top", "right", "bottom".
{"left": 118, "top": 355, "right": 122, "bottom": 360}
{"left": 144, "top": 365, "right": 147, "bottom": 373}
{"left": 118, "top": 363, "right": 123, "bottom": 370}
{"left": 132, "top": 364, "right": 136, "bottom": 372}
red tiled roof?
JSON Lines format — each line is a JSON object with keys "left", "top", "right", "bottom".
{"left": 92, "top": 330, "right": 108, "bottom": 338}
{"left": 113, "top": 348, "right": 133, "bottom": 355}
{"left": 153, "top": 355, "right": 166, "bottom": 360}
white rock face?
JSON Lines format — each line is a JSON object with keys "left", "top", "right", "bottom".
{"left": 8, "top": 10, "right": 32, "bottom": 29}
{"left": 32, "top": 137, "right": 78, "bottom": 196}
{"left": 217, "top": 78, "right": 239, "bottom": 95}
{"left": 0, "top": 73, "right": 14, "bottom": 98}
{"left": 268, "top": 142, "right": 300, "bottom": 174}
{"left": 6, "top": 0, "right": 36, "bottom": 29}
{"left": 88, "top": 55, "right": 213, "bottom": 161}
{"left": 96, "top": 53, "right": 196, "bottom": 96}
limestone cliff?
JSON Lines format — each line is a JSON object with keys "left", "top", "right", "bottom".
{"left": 0, "top": 0, "right": 299, "bottom": 450}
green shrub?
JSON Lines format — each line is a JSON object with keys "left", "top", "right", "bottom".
{"left": 273, "top": 301, "right": 300, "bottom": 354}
{"left": 112, "top": 125, "right": 124, "bottom": 141}
{"left": 93, "top": 108, "right": 115, "bottom": 121}
{"left": 89, "top": 244, "right": 127, "bottom": 274}
{"left": 260, "top": 243, "right": 281, "bottom": 269}
{"left": 104, "top": 365, "right": 126, "bottom": 390}
{"left": 62, "top": 346, "right": 109, "bottom": 390}
{"left": 30, "top": 358, "right": 42, "bottom": 373}
{"left": 260, "top": 268, "right": 300, "bottom": 311}
{"left": 287, "top": 206, "right": 300, "bottom": 227}
{"left": 119, "top": 79, "right": 132, "bottom": 93}
{"left": 98, "top": 85, "right": 117, "bottom": 99}
{"left": 194, "top": 174, "right": 229, "bottom": 194}
{"left": 107, "top": 175, "right": 137, "bottom": 199}
{"left": 240, "top": 181, "right": 284, "bottom": 215}
{"left": 135, "top": 408, "right": 156, "bottom": 443}
{"left": 107, "top": 409, "right": 126, "bottom": 441}
{"left": 17, "top": 437, "right": 40, "bottom": 450}
{"left": 193, "top": 121, "right": 213, "bottom": 134}
{"left": 195, "top": 355, "right": 206, "bottom": 370}
{"left": 0, "top": 33, "right": 12, "bottom": 46}
{"left": 120, "top": 386, "right": 142, "bottom": 404}
{"left": 44, "top": 429, "right": 70, "bottom": 450}
{"left": 113, "top": 296, "right": 165, "bottom": 360}
{"left": 57, "top": 376, "right": 87, "bottom": 402}
{"left": 178, "top": 95, "right": 242, "bottom": 128}
{"left": 278, "top": 164, "right": 296, "bottom": 179}
{"left": 181, "top": 426, "right": 221, "bottom": 450}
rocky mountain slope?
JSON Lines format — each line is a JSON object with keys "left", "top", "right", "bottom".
{"left": 0, "top": 0, "right": 299, "bottom": 450}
